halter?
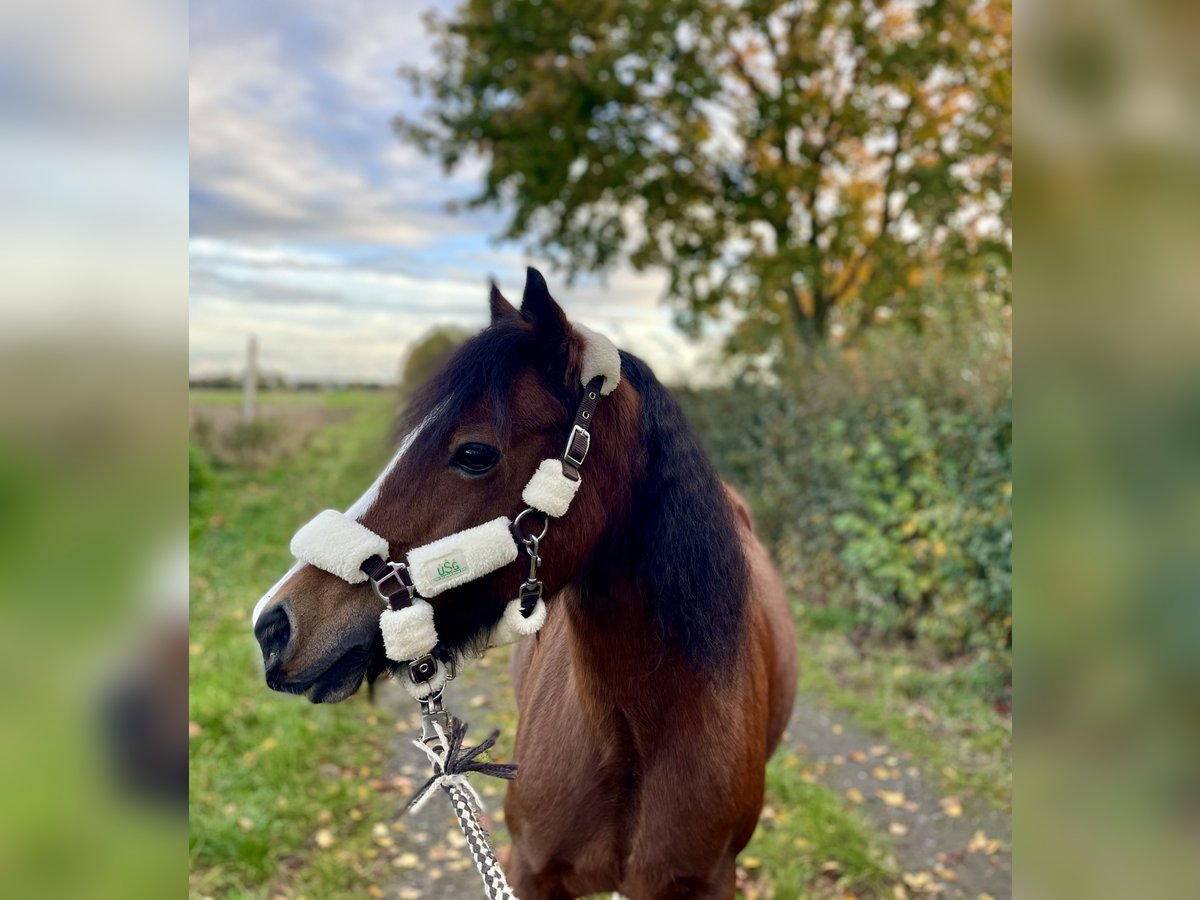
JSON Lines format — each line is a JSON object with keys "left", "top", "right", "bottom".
{"left": 281, "top": 324, "right": 621, "bottom": 705}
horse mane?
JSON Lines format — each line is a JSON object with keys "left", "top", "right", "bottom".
{"left": 615, "top": 352, "right": 749, "bottom": 672}
{"left": 397, "top": 316, "right": 576, "bottom": 455}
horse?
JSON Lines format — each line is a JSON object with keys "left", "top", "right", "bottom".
{"left": 251, "top": 268, "right": 797, "bottom": 899}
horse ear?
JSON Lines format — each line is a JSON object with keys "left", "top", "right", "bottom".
{"left": 489, "top": 282, "right": 517, "bottom": 322}
{"left": 520, "top": 267, "right": 570, "bottom": 344}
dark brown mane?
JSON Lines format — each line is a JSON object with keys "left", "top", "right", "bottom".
{"left": 398, "top": 315, "right": 578, "bottom": 457}
{"left": 582, "top": 351, "right": 749, "bottom": 672}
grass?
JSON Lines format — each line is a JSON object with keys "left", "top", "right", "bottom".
{"left": 795, "top": 605, "right": 1013, "bottom": 811}
{"left": 189, "top": 391, "right": 403, "bottom": 898}
{"left": 743, "top": 754, "right": 897, "bottom": 899}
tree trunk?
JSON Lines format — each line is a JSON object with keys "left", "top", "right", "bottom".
{"left": 786, "top": 286, "right": 830, "bottom": 350}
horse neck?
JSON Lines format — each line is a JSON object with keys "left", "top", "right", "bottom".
{"left": 561, "top": 542, "right": 711, "bottom": 734}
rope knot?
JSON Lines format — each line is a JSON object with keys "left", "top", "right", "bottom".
{"left": 405, "top": 716, "right": 518, "bottom": 815}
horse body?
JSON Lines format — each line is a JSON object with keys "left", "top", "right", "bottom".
{"left": 505, "top": 485, "right": 795, "bottom": 900}
{"left": 253, "top": 269, "right": 796, "bottom": 899}
{"left": 508, "top": 547, "right": 796, "bottom": 897}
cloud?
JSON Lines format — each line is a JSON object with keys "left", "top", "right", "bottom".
{"left": 189, "top": 0, "right": 721, "bottom": 384}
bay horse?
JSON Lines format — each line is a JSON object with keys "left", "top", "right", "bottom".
{"left": 252, "top": 268, "right": 796, "bottom": 898}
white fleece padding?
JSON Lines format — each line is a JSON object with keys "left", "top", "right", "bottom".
{"left": 290, "top": 510, "right": 389, "bottom": 584}
{"left": 379, "top": 599, "right": 438, "bottom": 662}
{"left": 574, "top": 323, "right": 621, "bottom": 395}
{"left": 406, "top": 516, "right": 519, "bottom": 597}
{"left": 399, "top": 659, "right": 449, "bottom": 701}
{"left": 522, "top": 458, "right": 582, "bottom": 517}
{"left": 488, "top": 597, "right": 548, "bottom": 647}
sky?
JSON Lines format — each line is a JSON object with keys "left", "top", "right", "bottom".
{"left": 189, "top": 0, "right": 717, "bottom": 384}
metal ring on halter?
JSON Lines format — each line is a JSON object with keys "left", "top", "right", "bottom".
{"left": 513, "top": 507, "right": 550, "bottom": 543}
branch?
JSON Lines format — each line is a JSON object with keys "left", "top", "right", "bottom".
{"left": 830, "top": 98, "right": 915, "bottom": 303}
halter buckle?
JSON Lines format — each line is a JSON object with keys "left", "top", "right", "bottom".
{"left": 370, "top": 561, "right": 415, "bottom": 608}
{"left": 563, "top": 424, "right": 591, "bottom": 468}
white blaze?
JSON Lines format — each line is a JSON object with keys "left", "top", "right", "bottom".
{"left": 250, "top": 413, "right": 435, "bottom": 627}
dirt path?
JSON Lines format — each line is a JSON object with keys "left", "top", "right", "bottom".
{"left": 782, "top": 692, "right": 1011, "bottom": 899}
{"left": 373, "top": 665, "right": 1009, "bottom": 900}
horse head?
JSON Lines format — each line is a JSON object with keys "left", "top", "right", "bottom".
{"left": 250, "top": 268, "right": 635, "bottom": 702}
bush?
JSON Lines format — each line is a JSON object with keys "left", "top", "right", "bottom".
{"left": 678, "top": 304, "right": 1012, "bottom": 687}
{"left": 223, "top": 419, "right": 283, "bottom": 468}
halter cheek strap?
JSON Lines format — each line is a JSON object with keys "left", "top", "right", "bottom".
{"left": 282, "top": 325, "right": 620, "bottom": 696}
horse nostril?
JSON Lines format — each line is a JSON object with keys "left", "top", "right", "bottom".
{"left": 254, "top": 604, "right": 293, "bottom": 672}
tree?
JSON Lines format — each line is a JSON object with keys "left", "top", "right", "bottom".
{"left": 400, "top": 0, "right": 1010, "bottom": 362}
{"left": 399, "top": 325, "right": 471, "bottom": 404}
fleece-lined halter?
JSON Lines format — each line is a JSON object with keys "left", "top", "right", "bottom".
{"left": 282, "top": 323, "right": 621, "bottom": 703}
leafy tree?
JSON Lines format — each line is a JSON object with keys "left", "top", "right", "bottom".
{"left": 400, "top": 0, "right": 1010, "bottom": 361}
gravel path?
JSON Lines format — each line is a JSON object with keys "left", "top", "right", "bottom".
{"left": 373, "top": 672, "right": 1010, "bottom": 899}
{"left": 782, "top": 691, "right": 1011, "bottom": 899}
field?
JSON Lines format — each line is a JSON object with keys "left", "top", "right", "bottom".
{"left": 189, "top": 389, "right": 1010, "bottom": 899}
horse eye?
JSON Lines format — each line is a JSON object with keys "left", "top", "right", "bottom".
{"left": 450, "top": 442, "right": 501, "bottom": 475}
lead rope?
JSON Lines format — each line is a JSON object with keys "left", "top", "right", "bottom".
{"left": 405, "top": 714, "right": 519, "bottom": 900}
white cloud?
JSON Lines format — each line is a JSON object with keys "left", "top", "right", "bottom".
{"left": 188, "top": 0, "right": 721, "bottom": 384}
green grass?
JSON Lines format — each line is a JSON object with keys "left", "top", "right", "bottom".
{"left": 795, "top": 605, "right": 1013, "bottom": 811}
{"left": 743, "top": 754, "right": 897, "bottom": 898}
{"left": 189, "top": 391, "right": 402, "bottom": 898}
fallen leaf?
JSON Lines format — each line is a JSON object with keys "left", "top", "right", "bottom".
{"left": 394, "top": 852, "right": 419, "bottom": 869}
{"left": 968, "top": 830, "right": 1003, "bottom": 855}
{"left": 872, "top": 766, "right": 892, "bottom": 780}
{"left": 889, "top": 822, "right": 909, "bottom": 836}
{"left": 940, "top": 796, "right": 963, "bottom": 818}
{"left": 934, "top": 864, "right": 958, "bottom": 882}
{"left": 793, "top": 836, "right": 810, "bottom": 850}
{"left": 849, "top": 749, "right": 867, "bottom": 763}
{"left": 902, "top": 871, "right": 933, "bottom": 891}
{"left": 832, "top": 724, "right": 844, "bottom": 735}
{"left": 742, "top": 856, "right": 762, "bottom": 869}
{"left": 871, "top": 745, "right": 889, "bottom": 757}
{"left": 846, "top": 788, "right": 865, "bottom": 804}
{"left": 189, "top": 721, "right": 202, "bottom": 739}
{"left": 314, "top": 829, "right": 335, "bottom": 849}
{"left": 878, "top": 790, "right": 906, "bottom": 807}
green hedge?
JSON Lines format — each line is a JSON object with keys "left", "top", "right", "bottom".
{"left": 678, "top": 321, "right": 1012, "bottom": 688}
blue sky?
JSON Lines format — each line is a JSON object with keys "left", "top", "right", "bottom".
{"left": 189, "top": 0, "right": 715, "bottom": 382}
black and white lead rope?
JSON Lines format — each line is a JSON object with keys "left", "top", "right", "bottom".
{"left": 405, "top": 715, "right": 519, "bottom": 900}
